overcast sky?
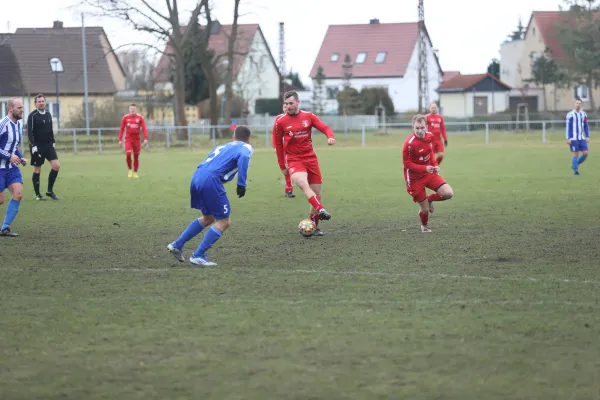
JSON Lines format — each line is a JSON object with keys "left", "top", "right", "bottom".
{"left": 2, "top": 0, "right": 560, "bottom": 87}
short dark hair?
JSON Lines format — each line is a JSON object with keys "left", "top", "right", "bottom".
{"left": 284, "top": 91, "right": 299, "bottom": 101}
{"left": 575, "top": 98, "right": 582, "bottom": 102}
{"left": 130, "top": 103, "right": 136, "bottom": 107}
{"left": 234, "top": 125, "right": 251, "bottom": 142}
{"left": 35, "top": 94, "right": 46, "bottom": 103}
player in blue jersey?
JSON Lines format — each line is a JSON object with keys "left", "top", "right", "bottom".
{"left": 566, "top": 98, "right": 591, "bottom": 175}
{"left": 167, "top": 125, "right": 253, "bottom": 266}
{"left": 0, "top": 98, "right": 28, "bottom": 237}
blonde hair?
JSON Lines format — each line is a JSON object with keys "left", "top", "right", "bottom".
{"left": 412, "top": 114, "right": 426, "bottom": 124}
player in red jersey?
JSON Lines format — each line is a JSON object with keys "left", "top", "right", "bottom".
{"left": 403, "top": 114, "right": 453, "bottom": 232}
{"left": 272, "top": 107, "right": 295, "bottom": 198}
{"left": 118, "top": 104, "right": 148, "bottom": 178}
{"left": 425, "top": 102, "right": 448, "bottom": 165}
{"left": 273, "top": 91, "right": 335, "bottom": 236}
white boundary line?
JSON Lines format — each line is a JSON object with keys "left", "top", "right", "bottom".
{"left": 2, "top": 266, "right": 600, "bottom": 286}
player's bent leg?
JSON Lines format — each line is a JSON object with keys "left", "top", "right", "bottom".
{"left": 46, "top": 158, "right": 60, "bottom": 200}
{"left": 413, "top": 190, "right": 431, "bottom": 233}
{"left": 190, "top": 217, "right": 230, "bottom": 266}
{"left": 578, "top": 149, "right": 589, "bottom": 167}
{"left": 1, "top": 181, "right": 23, "bottom": 236}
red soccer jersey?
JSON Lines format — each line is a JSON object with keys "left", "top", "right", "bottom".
{"left": 402, "top": 132, "right": 438, "bottom": 182}
{"left": 273, "top": 110, "right": 334, "bottom": 169}
{"left": 119, "top": 114, "right": 148, "bottom": 142}
{"left": 426, "top": 113, "right": 447, "bottom": 142}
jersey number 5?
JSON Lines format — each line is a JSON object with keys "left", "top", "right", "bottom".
{"left": 205, "top": 145, "right": 227, "bottom": 163}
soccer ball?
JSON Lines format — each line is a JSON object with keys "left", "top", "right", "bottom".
{"left": 298, "top": 219, "right": 316, "bottom": 237}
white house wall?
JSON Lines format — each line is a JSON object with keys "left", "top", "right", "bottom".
{"left": 313, "top": 39, "right": 441, "bottom": 114}
{"left": 499, "top": 39, "right": 525, "bottom": 89}
{"left": 442, "top": 91, "right": 509, "bottom": 117}
{"left": 235, "top": 31, "right": 280, "bottom": 114}
{"left": 439, "top": 93, "right": 467, "bottom": 118}
{"left": 318, "top": 77, "right": 404, "bottom": 114}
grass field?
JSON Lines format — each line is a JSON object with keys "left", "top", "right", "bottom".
{"left": 1, "top": 131, "right": 600, "bottom": 399}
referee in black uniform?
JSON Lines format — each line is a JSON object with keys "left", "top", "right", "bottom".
{"left": 26, "top": 94, "right": 61, "bottom": 200}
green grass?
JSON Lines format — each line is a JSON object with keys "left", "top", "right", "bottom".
{"left": 1, "top": 131, "right": 599, "bottom": 399}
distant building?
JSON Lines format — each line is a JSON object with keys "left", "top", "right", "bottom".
{"left": 439, "top": 73, "right": 511, "bottom": 118}
{"left": 0, "top": 21, "right": 126, "bottom": 124}
{"left": 309, "top": 18, "right": 442, "bottom": 114}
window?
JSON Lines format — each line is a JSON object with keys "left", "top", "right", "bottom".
{"left": 0, "top": 101, "right": 6, "bottom": 118}
{"left": 577, "top": 85, "right": 589, "bottom": 101}
{"left": 45, "top": 102, "right": 60, "bottom": 119}
{"left": 375, "top": 52, "right": 387, "bottom": 64}
{"left": 355, "top": 52, "right": 367, "bottom": 64}
{"left": 330, "top": 53, "right": 340, "bottom": 62}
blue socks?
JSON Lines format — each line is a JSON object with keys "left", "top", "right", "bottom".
{"left": 193, "top": 226, "right": 223, "bottom": 258}
{"left": 174, "top": 219, "right": 205, "bottom": 250}
{"left": 572, "top": 156, "right": 578, "bottom": 171}
{"left": 2, "top": 199, "right": 20, "bottom": 230}
{"left": 578, "top": 154, "right": 588, "bottom": 165}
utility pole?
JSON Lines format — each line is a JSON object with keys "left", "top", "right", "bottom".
{"left": 417, "top": 0, "right": 429, "bottom": 113}
{"left": 279, "top": 22, "right": 285, "bottom": 109}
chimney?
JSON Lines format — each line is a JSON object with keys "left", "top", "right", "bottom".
{"left": 52, "top": 20, "right": 63, "bottom": 29}
{"left": 369, "top": 18, "right": 380, "bottom": 24}
{"left": 210, "top": 20, "right": 221, "bottom": 35}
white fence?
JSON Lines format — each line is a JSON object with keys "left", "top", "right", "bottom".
{"left": 22, "top": 119, "right": 592, "bottom": 154}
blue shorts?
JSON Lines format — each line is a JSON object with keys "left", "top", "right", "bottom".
{"left": 190, "top": 171, "right": 230, "bottom": 220}
{"left": 569, "top": 139, "right": 589, "bottom": 152}
{"left": 0, "top": 167, "right": 23, "bottom": 192}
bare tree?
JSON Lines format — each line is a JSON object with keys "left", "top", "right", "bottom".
{"left": 119, "top": 49, "right": 155, "bottom": 90}
{"left": 79, "top": 0, "right": 209, "bottom": 127}
{"left": 223, "top": 0, "right": 242, "bottom": 128}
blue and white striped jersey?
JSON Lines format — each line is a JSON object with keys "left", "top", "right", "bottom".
{"left": 566, "top": 110, "right": 590, "bottom": 140}
{"left": 0, "top": 116, "right": 23, "bottom": 169}
{"left": 197, "top": 141, "right": 253, "bottom": 186}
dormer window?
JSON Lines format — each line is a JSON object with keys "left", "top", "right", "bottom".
{"left": 355, "top": 52, "right": 367, "bottom": 64}
{"left": 330, "top": 53, "right": 340, "bottom": 62}
{"left": 375, "top": 52, "right": 387, "bottom": 64}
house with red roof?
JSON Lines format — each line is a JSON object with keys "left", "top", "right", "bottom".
{"left": 153, "top": 21, "right": 280, "bottom": 115}
{"left": 309, "top": 18, "right": 442, "bottom": 114}
{"left": 438, "top": 73, "right": 512, "bottom": 117}
{"left": 500, "top": 11, "right": 600, "bottom": 112}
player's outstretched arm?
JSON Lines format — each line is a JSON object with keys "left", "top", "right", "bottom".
{"left": 441, "top": 117, "right": 448, "bottom": 143}
{"left": 273, "top": 119, "right": 286, "bottom": 170}
{"left": 236, "top": 148, "right": 252, "bottom": 198}
{"left": 140, "top": 116, "right": 149, "bottom": 142}
{"left": 310, "top": 113, "right": 335, "bottom": 142}
{"left": 584, "top": 114, "right": 591, "bottom": 139}
{"left": 118, "top": 116, "right": 126, "bottom": 143}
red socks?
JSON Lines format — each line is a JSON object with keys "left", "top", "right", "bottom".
{"left": 428, "top": 193, "right": 444, "bottom": 202}
{"left": 310, "top": 213, "right": 320, "bottom": 227}
{"left": 285, "top": 175, "right": 293, "bottom": 193}
{"left": 126, "top": 154, "right": 132, "bottom": 170}
{"left": 419, "top": 211, "right": 429, "bottom": 225}
{"left": 133, "top": 153, "right": 140, "bottom": 172}
{"left": 308, "top": 195, "right": 324, "bottom": 211}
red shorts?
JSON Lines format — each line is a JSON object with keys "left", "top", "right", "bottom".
{"left": 406, "top": 173, "right": 447, "bottom": 203}
{"left": 125, "top": 138, "right": 141, "bottom": 155}
{"left": 432, "top": 139, "right": 445, "bottom": 154}
{"left": 287, "top": 157, "right": 322, "bottom": 184}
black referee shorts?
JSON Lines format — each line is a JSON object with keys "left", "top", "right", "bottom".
{"left": 30, "top": 144, "right": 59, "bottom": 167}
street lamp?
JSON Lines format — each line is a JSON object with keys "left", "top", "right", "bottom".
{"left": 49, "top": 57, "right": 64, "bottom": 128}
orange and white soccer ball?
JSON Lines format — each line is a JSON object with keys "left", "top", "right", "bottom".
{"left": 298, "top": 219, "right": 316, "bottom": 237}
